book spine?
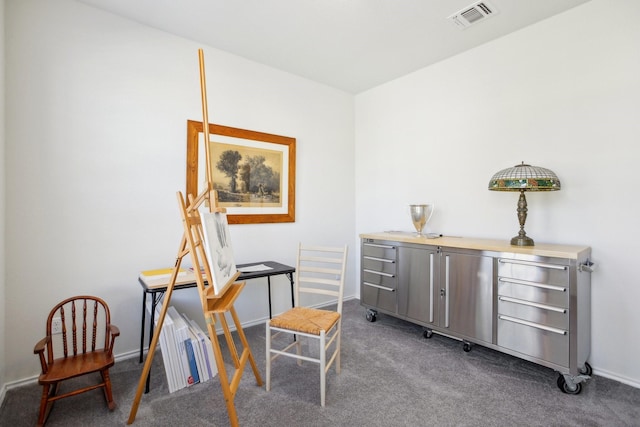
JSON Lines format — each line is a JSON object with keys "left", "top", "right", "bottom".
{"left": 167, "top": 307, "right": 190, "bottom": 388}
{"left": 199, "top": 333, "right": 213, "bottom": 380}
{"left": 148, "top": 301, "right": 177, "bottom": 393}
{"left": 184, "top": 339, "right": 200, "bottom": 384}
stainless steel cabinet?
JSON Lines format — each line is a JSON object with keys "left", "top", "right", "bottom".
{"left": 361, "top": 240, "right": 494, "bottom": 346}
{"left": 497, "top": 257, "right": 570, "bottom": 367}
{"left": 495, "top": 255, "right": 592, "bottom": 393}
{"left": 360, "top": 233, "right": 593, "bottom": 394}
{"left": 361, "top": 240, "right": 438, "bottom": 324}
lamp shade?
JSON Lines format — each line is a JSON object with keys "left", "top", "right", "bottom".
{"left": 488, "top": 162, "right": 561, "bottom": 191}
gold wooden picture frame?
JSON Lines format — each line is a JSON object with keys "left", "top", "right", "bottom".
{"left": 186, "top": 120, "right": 296, "bottom": 224}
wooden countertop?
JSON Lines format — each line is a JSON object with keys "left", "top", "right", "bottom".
{"left": 360, "top": 232, "right": 591, "bottom": 260}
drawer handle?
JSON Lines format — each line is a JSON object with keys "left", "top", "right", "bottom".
{"left": 364, "top": 243, "right": 396, "bottom": 249}
{"left": 363, "top": 256, "right": 395, "bottom": 263}
{"left": 499, "top": 296, "right": 566, "bottom": 313}
{"left": 363, "top": 269, "right": 395, "bottom": 278}
{"left": 499, "top": 258, "right": 567, "bottom": 270}
{"left": 363, "top": 282, "right": 395, "bottom": 292}
{"left": 499, "top": 277, "right": 566, "bottom": 292}
{"left": 499, "top": 315, "right": 567, "bottom": 335}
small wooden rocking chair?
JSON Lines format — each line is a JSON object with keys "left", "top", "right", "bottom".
{"left": 33, "top": 295, "right": 119, "bottom": 426}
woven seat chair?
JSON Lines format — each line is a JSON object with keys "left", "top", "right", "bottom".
{"left": 33, "top": 296, "right": 119, "bottom": 426}
{"left": 266, "top": 243, "right": 348, "bottom": 406}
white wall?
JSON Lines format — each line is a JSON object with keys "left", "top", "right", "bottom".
{"left": 3, "top": 0, "right": 355, "bottom": 384}
{"left": 0, "top": 0, "right": 7, "bottom": 401}
{"left": 355, "top": 0, "right": 640, "bottom": 387}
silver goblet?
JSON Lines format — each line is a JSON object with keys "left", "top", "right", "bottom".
{"left": 409, "top": 204, "right": 434, "bottom": 236}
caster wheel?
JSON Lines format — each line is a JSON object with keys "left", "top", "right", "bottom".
{"left": 557, "top": 374, "right": 582, "bottom": 395}
{"left": 579, "top": 362, "right": 593, "bottom": 376}
{"left": 462, "top": 342, "right": 472, "bottom": 352}
{"left": 423, "top": 329, "right": 433, "bottom": 339}
{"left": 365, "top": 311, "right": 377, "bottom": 322}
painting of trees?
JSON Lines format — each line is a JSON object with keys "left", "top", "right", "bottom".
{"left": 211, "top": 142, "right": 283, "bottom": 206}
{"left": 216, "top": 150, "right": 242, "bottom": 193}
{"left": 245, "top": 155, "right": 279, "bottom": 196}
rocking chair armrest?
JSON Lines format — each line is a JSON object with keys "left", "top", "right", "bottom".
{"left": 34, "top": 336, "right": 50, "bottom": 374}
{"left": 33, "top": 336, "right": 49, "bottom": 355}
{"left": 109, "top": 324, "right": 120, "bottom": 337}
{"left": 107, "top": 324, "right": 120, "bottom": 355}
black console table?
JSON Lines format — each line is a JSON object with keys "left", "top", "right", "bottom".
{"left": 138, "top": 260, "right": 295, "bottom": 392}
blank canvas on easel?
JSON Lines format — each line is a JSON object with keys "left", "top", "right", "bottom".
{"left": 200, "top": 211, "right": 237, "bottom": 294}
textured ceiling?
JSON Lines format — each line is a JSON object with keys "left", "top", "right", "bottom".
{"left": 76, "top": 0, "right": 591, "bottom": 93}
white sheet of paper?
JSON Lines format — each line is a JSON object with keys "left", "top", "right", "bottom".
{"left": 200, "top": 211, "right": 237, "bottom": 294}
{"left": 237, "top": 264, "right": 273, "bottom": 273}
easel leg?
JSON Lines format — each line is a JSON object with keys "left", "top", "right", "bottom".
{"left": 127, "top": 236, "right": 186, "bottom": 424}
{"left": 219, "top": 313, "right": 240, "bottom": 369}
{"left": 206, "top": 315, "right": 240, "bottom": 427}
{"left": 229, "top": 306, "right": 263, "bottom": 386}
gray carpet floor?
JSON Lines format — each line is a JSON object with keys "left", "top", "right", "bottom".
{"left": 1, "top": 299, "right": 639, "bottom": 426}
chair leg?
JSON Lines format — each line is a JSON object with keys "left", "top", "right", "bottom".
{"left": 265, "top": 323, "right": 271, "bottom": 392}
{"left": 336, "top": 325, "right": 342, "bottom": 374}
{"left": 37, "top": 382, "right": 58, "bottom": 426}
{"left": 37, "top": 384, "right": 50, "bottom": 427}
{"left": 101, "top": 369, "right": 116, "bottom": 410}
{"left": 320, "top": 330, "right": 326, "bottom": 407}
{"left": 295, "top": 336, "right": 303, "bottom": 366}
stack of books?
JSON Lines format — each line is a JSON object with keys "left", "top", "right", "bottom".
{"left": 139, "top": 267, "right": 197, "bottom": 288}
{"left": 139, "top": 267, "right": 209, "bottom": 288}
{"left": 147, "top": 301, "right": 218, "bottom": 393}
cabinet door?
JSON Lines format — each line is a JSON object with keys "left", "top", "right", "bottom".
{"left": 440, "top": 251, "right": 493, "bottom": 344}
{"left": 398, "top": 246, "right": 437, "bottom": 324}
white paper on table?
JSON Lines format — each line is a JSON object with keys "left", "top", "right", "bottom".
{"left": 237, "top": 264, "right": 273, "bottom": 273}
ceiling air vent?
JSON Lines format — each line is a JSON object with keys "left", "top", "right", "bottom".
{"left": 448, "top": 1, "right": 499, "bottom": 29}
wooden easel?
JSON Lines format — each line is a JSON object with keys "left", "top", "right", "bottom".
{"left": 127, "top": 49, "right": 263, "bottom": 427}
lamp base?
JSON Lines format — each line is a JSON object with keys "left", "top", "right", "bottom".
{"left": 511, "top": 235, "right": 534, "bottom": 246}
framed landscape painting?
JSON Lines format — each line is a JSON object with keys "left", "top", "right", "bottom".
{"left": 186, "top": 120, "right": 296, "bottom": 224}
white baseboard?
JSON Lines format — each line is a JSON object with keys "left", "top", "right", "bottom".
{"left": 593, "top": 366, "right": 640, "bottom": 389}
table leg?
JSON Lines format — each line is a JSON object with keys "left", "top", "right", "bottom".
{"left": 267, "top": 277, "right": 272, "bottom": 319}
{"left": 287, "top": 272, "right": 295, "bottom": 308}
{"left": 139, "top": 290, "right": 147, "bottom": 363}
{"left": 286, "top": 272, "right": 296, "bottom": 341}
{"left": 144, "top": 291, "right": 162, "bottom": 393}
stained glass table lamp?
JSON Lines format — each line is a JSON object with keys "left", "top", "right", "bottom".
{"left": 488, "top": 162, "right": 561, "bottom": 246}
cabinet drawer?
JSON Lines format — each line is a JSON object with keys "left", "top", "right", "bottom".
{"left": 362, "top": 282, "right": 396, "bottom": 313}
{"left": 498, "top": 296, "right": 568, "bottom": 330}
{"left": 498, "top": 258, "right": 568, "bottom": 287}
{"left": 498, "top": 315, "right": 568, "bottom": 368}
{"left": 363, "top": 241, "right": 397, "bottom": 260}
{"left": 498, "top": 278, "right": 568, "bottom": 308}
{"left": 362, "top": 255, "right": 396, "bottom": 276}
{"left": 362, "top": 269, "right": 397, "bottom": 290}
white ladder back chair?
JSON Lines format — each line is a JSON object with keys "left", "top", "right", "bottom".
{"left": 266, "top": 243, "right": 348, "bottom": 406}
